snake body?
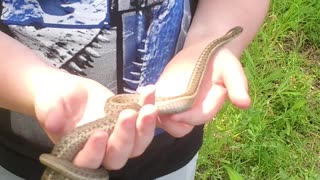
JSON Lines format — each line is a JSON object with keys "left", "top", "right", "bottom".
{"left": 39, "top": 26, "right": 243, "bottom": 180}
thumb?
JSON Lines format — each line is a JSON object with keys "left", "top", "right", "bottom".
{"left": 34, "top": 79, "right": 88, "bottom": 143}
{"left": 219, "top": 50, "right": 251, "bottom": 109}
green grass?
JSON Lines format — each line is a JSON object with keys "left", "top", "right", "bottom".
{"left": 196, "top": 0, "right": 320, "bottom": 179}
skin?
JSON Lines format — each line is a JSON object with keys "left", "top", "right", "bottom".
{"left": 0, "top": 0, "right": 270, "bottom": 173}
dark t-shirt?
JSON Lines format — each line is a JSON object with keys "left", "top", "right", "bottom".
{"left": 0, "top": 0, "right": 203, "bottom": 179}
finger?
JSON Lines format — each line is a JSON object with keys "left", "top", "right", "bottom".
{"left": 168, "top": 85, "right": 227, "bottom": 125}
{"left": 157, "top": 116, "right": 194, "bottom": 138}
{"left": 137, "top": 84, "right": 156, "bottom": 105}
{"left": 73, "top": 130, "right": 109, "bottom": 169}
{"left": 103, "top": 109, "right": 137, "bottom": 170}
{"left": 131, "top": 104, "right": 157, "bottom": 157}
{"left": 42, "top": 103, "right": 69, "bottom": 142}
{"left": 220, "top": 52, "right": 251, "bottom": 109}
{"left": 78, "top": 78, "right": 114, "bottom": 126}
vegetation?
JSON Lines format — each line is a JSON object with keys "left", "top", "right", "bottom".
{"left": 197, "top": 0, "right": 320, "bottom": 179}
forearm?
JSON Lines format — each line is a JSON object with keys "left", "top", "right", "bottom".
{"left": 0, "top": 32, "right": 61, "bottom": 115}
{"left": 185, "top": 0, "right": 270, "bottom": 57}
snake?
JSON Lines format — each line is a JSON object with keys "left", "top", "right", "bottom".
{"left": 39, "top": 26, "right": 243, "bottom": 180}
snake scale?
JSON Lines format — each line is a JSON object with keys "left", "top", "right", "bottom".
{"left": 39, "top": 26, "right": 243, "bottom": 180}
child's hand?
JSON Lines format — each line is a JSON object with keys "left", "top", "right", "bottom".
{"left": 34, "top": 73, "right": 158, "bottom": 170}
{"left": 155, "top": 46, "right": 251, "bottom": 137}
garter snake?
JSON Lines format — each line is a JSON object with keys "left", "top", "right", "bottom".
{"left": 39, "top": 26, "right": 243, "bottom": 180}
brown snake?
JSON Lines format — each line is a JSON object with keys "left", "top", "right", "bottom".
{"left": 39, "top": 26, "right": 243, "bottom": 180}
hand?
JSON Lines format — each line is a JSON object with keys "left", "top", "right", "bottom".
{"left": 155, "top": 46, "right": 251, "bottom": 137}
{"left": 34, "top": 72, "right": 158, "bottom": 170}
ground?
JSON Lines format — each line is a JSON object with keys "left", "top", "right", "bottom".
{"left": 196, "top": 0, "right": 320, "bottom": 179}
